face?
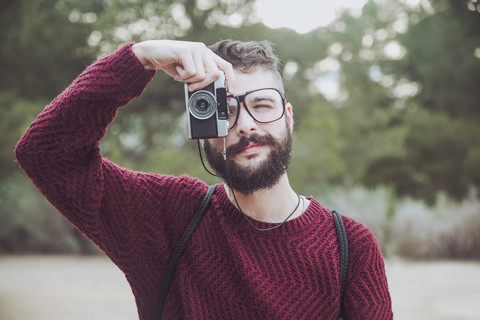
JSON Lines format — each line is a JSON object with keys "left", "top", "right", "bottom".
{"left": 204, "top": 68, "right": 294, "bottom": 195}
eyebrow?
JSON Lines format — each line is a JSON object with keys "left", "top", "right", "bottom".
{"left": 249, "top": 95, "right": 276, "bottom": 102}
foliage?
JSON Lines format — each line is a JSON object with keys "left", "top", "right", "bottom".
{"left": 362, "top": 0, "right": 480, "bottom": 204}
{"left": 0, "top": 173, "right": 98, "bottom": 254}
{"left": 321, "top": 185, "right": 480, "bottom": 260}
{"left": 290, "top": 100, "right": 345, "bottom": 194}
{"left": 0, "top": 0, "right": 97, "bottom": 100}
{"left": 1, "top": 0, "right": 479, "bottom": 255}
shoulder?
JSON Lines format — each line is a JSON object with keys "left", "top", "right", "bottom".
{"left": 309, "top": 199, "right": 384, "bottom": 265}
{"left": 337, "top": 214, "right": 384, "bottom": 262}
{"left": 129, "top": 172, "right": 212, "bottom": 231}
{"left": 139, "top": 172, "right": 210, "bottom": 201}
{"left": 339, "top": 215, "right": 392, "bottom": 317}
{"left": 307, "top": 199, "right": 379, "bottom": 246}
{"left": 101, "top": 161, "right": 210, "bottom": 205}
{"left": 336, "top": 214, "right": 388, "bottom": 285}
{"left": 341, "top": 215, "right": 380, "bottom": 249}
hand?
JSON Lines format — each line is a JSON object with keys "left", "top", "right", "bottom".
{"left": 132, "top": 40, "right": 234, "bottom": 91}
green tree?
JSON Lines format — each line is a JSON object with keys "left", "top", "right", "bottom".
{"left": 0, "top": 0, "right": 100, "bottom": 182}
{"left": 0, "top": 0, "right": 270, "bottom": 253}
{"left": 3, "top": 0, "right": 479, "bottom": 254}
{"left": 364, "top": 0, "right": 480, "bottom": 204}
{"left": 0, "top": 0, "right": 97, "bottom": 99}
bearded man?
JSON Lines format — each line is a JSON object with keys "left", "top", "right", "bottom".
{"left": 16, "top": 39, "right": 393, "bottom": 319}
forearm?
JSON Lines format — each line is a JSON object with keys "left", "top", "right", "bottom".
{"left": 16, "top": 43, "right": 155, "bottom": 164}
{"left": 14, "top": 39, "right": 231, "bottom": 255}
{"left": 14, "top": 43, "right": 155, "bottom": 240}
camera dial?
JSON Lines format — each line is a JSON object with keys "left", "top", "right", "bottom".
{"left": 188, "top": 90, "right": 217, "bottom": 120}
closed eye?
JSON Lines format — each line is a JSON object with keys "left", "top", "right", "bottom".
{"left": 252, "top": 104, "right": 274, "bottom": 109}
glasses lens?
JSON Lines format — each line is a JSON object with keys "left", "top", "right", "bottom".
{"left": 228, "top": 89, "right": 284, "bottom": 129}
{"left": 227, "top": 97, "right": 239, "bottom": 128}
{"left": 244, "top": 89, "right": 284, "bottom": 122}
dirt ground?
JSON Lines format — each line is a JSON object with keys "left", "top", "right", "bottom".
{"left": 0, "top": 255, "right": 479, "bottom": 320}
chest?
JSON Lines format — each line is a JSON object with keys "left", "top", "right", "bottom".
{"left": 164, "top": 227, "right": 342, "bottom": 319}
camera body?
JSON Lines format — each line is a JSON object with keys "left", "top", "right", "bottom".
{"left": 185, "top": 73, "right": 229, "bottom": 140}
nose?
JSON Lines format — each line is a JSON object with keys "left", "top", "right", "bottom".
{"left": 234, "top": 105, "right": 258, "bottom": 136}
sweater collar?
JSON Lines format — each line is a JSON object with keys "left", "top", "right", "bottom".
{"left": 211, "top": 183, "right": 328, "bottom": 237}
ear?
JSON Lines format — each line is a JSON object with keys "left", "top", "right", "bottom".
{"left": 285, "top": 102, "right": 294, "bottom": 132}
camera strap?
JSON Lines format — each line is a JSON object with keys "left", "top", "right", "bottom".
{"left": 157, "top": 183, "right": 219, "bottom": 320}
{"left": 157, "top": 186, "right": 349, "bottom": 320}
{"left": 222, "top": 136, "right": 227, "bottom": 160}
{"left": 333, "top": 210, "right": 349, "bottom": 319}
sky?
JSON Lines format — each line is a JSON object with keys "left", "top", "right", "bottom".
{"left": 255, "top": 0, "right": 370, "bottom": 33}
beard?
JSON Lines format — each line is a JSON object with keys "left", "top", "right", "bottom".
{"left": 204, "top": 125, "right": 292, "bottom": 195}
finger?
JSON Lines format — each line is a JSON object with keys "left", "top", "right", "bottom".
{"left": 173, "top": 65, "right": 185, "bottom": 81}
{"left": 184, "top": 72, "right": 218, "bottom": 91}
{"left": 176, "top": 53, "right": 197, "bottom": 80}
{"left": 187, "top": 49, "right": 207, "bottom": 83}
{"left": 202, "top": 50, "right": 221, "bottom": 76}
{"left": 175, "top": 69, "right": 213, "bottom": 89}
{"left": 176, "top": 52, "right": 210, "bottom": 84}
{"left": 184, "top": 51, "right": 227, "bottom": 91}
{"left": 211, "top": 52, "right": 235, "bottom": 88}
{"left": 183, "top": 53, "right": 221, "bottom": 91}
{"left": 174, "top": 66, "right": 211, "bottom": 89}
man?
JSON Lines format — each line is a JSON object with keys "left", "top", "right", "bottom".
{"left": 16, "top": 39, "right": 393, "bottom": 319}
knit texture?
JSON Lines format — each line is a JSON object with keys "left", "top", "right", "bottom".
{"left": 15, "top": 43, "right": 393, "bottom": 320}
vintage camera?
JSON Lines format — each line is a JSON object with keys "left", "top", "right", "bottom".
{"left": 185, "top": 73, "right": 229, "bottom": 139}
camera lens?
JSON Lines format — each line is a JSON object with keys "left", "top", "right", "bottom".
{"left": 188, "top": 90, "right": 216, "bottom": 120}
{"left": 196, "top": 99, "right": 209, "bottom": 111}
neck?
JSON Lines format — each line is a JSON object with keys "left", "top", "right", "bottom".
{"left": 224, "top": 174, "right": 302, "bottom": 223}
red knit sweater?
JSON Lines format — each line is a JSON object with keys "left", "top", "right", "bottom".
{"left": 15, "top": 43, "right": 393, "bottom": 320}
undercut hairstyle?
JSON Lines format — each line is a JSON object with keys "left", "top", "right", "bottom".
{"left": 209, "top": 40, "right": 284, "bottom": 91}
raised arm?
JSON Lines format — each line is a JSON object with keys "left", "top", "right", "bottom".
{"left": 15, "top": 40, "right": 233, "bottom": 255}
{"left": 14, "top": 43, "right": 155, "bottom": 246}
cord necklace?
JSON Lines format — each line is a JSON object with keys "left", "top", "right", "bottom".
{"left": 229, "top": 187, "right": 301, "bottom": 232}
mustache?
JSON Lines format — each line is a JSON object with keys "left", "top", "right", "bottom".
{"left": 226, "top": 133, "right": 278, "bottom": 157}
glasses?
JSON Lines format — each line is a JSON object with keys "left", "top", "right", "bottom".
{"left": 227, "top": 88, "right": 286, "bottom": 129}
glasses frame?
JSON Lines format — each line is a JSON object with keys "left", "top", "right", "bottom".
{"left": 227, "top": 88, "right": 287, "bottom": 130}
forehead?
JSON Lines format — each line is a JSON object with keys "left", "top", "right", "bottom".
{"left": 228, "top": 67, "right": 278, "bottom": 95}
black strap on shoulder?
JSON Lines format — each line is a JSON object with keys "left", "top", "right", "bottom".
{"left": 333, "top": 210, "right": 349, "bottom": 319}
{"left": 157, "top": 184, "right": 218, "bottom": 320}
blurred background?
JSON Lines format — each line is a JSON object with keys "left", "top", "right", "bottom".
{"left": 0, "top": 0, "right": 479, "bottom": 318}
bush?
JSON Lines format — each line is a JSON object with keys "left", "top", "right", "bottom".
{"left": 2, "top": 173, "right": 479, "bottom": 259}
{"left": 314, "top": 185, "right": 480, "bottom": 260}
{"left": 0, "top": 173, "right": 99, "bottom": 254}
{"left": 394, "top": 192, "right": 480, "bottom": 260}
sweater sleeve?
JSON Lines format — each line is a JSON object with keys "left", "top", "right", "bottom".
{"left": 341, "top": 218, "right": 393, "bottom": 320}
{"left": 14, "top": 43, "right": 157, "bottom": 253}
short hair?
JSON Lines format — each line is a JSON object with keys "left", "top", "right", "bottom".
{"left": 209, "top": 40, "right": 284, "bottom": 91}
